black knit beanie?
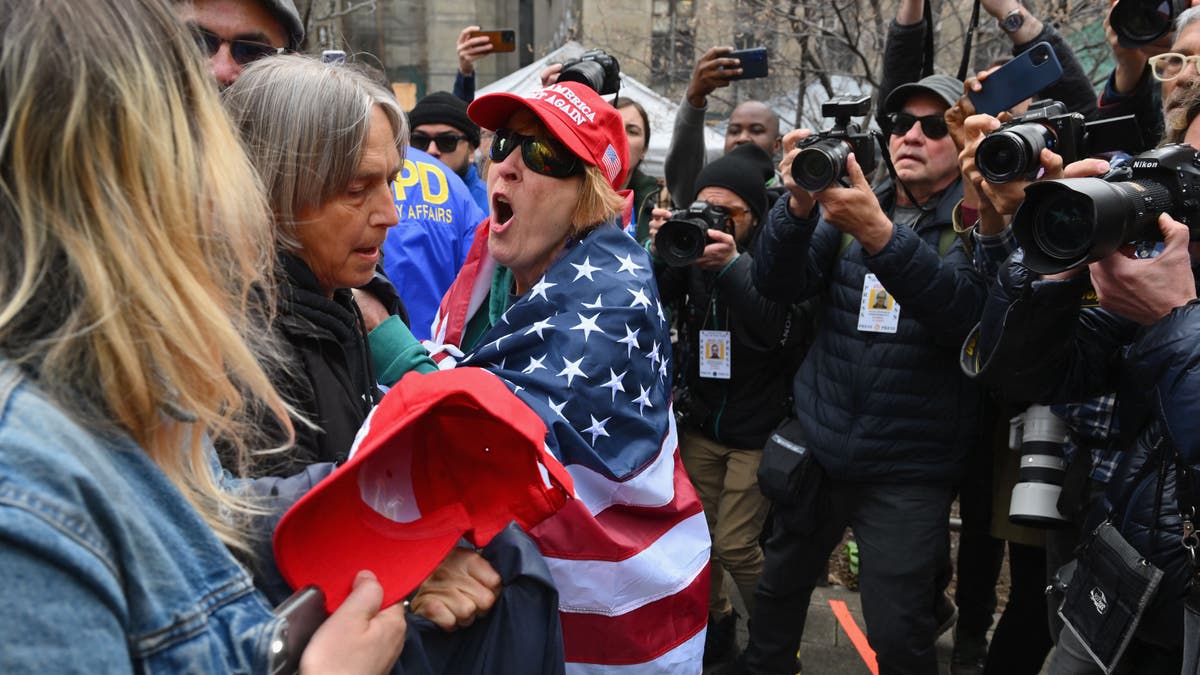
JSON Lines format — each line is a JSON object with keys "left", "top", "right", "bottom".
{"left": 693, "top": 143, "right": 773, "bottom": 222}
{"left": 408, "top": 91, "right": 481, "bottom": 146}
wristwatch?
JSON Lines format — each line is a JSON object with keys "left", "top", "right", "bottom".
{"left": 998, "top": 7, "right": 1025, "bottom": 34}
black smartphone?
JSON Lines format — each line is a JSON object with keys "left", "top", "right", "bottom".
{"left": 725, "top": 47, "right": 768, "bottom": 80}
{"left": 267, "top": 586, "right": 328, "bottom": 675}
{"left": 967, "top": 42, "right": 1064, "bottom": 116}
{"left": 469, "top": 29, "right": 517, "bottom": 53}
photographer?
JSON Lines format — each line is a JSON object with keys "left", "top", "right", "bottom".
{"left": 664, "top": 46, "right": 783, "bottom": 212}
{"left": 739, "top": 73, "right": 988, "bottom": 675}
{"left": 1093, "top": 2, "right": 1200, "bottom": 152}
{"left": 963, "top": 94, "right": 1200, "bottom": 674}
{"left": 646, "top": 144, "right": 813, "bottom": 668}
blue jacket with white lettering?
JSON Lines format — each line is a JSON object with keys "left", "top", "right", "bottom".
{"left": 383, "top": 148, "right": 486, "bottom": 340}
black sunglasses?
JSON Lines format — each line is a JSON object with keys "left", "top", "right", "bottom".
{"left": 490, "top": 128, "right": 581, "bottom": 178}
{"left": 410, "top": 132, "right": 471, "bottom": 153}
{"left": 887, "top": 112, "right": 949, "bottom": 140}
{"left": 191, "top": 26, "right": 285, "bottom": 66}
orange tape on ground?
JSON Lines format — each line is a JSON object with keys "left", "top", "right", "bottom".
{"left": 829, "top": 599, "right": 878, "bottom": 675}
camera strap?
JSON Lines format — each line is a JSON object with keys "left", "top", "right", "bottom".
{"left": 955, "top": 0, "right": 982, "bottom": 82}
{"left": 876, "top": 133, "right": 932, "bottom": 213}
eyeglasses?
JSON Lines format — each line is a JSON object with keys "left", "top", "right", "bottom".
{"left": 410, "top": 132, "right": 471, "bottom": 153}
{"left": 490, "top": 128, "right": 582, "bottom": 178}
{"left": 191, "top": 26, "right": 285, "bottom": 66}
{"left": 887, "top": 111, "right": 949, "bottom": 139}
{"left": 1149, "top": 53, "right": 1200, "bottom": 81}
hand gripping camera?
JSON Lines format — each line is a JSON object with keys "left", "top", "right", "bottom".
{"left": 654, "top": 201, "right": 732, "bottom": 267}
{"left": 975, "top": 100, "right": 1141, "bottom": 184}
{"left": 791, "top": 95, "right": 880, "bottom": 192}
{"left": 1008, "top": 405, "right": 1071, "bottom": 528}
{"left": 558, "top": 49, "right": 621, "bottom": 96}
{"left": 1011, "top": 143, "right": 1200, "bottom": 274}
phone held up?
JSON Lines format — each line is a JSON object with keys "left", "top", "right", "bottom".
{"left": 322, "top": 50, "right": 347, "bottom": 65}
{"left": 724, "top": 47, "right": 769, "bottom": 81}
{"left": 967, "top": 41, "right": 1064, "bottom": 117}
{"left": 469, "top": 29, "right": 517, "bottom": 53}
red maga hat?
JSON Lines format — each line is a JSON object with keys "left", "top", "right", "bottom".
{"left": 273, "top": 368, "right": 574, "bottom": 612}
{"left": 468, "top": 81, "right": 630, "bottom": 189}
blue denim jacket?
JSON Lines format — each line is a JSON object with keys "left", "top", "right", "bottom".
{"left": 0, "top": 360, "right": 282, "bottom": 672}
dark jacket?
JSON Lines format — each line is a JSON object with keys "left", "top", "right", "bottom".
{"left": 629, "top": 167, "right": 661, "bottom": 244}
{"left": 653, "top": 237, "right": 813, "bottom": 449}
{"left": 968, "top": 256, "right": 1200, "bottom": 646}
{"left": 753, "top": 181, "right": 986, "bottom": 484}
{"left": 256, "top": 253, "right": 382, "bottom": 477}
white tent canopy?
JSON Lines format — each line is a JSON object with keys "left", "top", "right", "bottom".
{"left": 476, "top": 41, "right": 724, "bottom": 179}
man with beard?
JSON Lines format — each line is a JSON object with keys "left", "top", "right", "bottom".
{"left": 1092, "top": 3, "right": 1200, "bottom": 152}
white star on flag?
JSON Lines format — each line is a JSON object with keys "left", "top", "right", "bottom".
{"left": 633, "top": 385, "right": 654, "bottom": 414}
{"left": 530, "top": 278, "right": 557, "bottom": 301}
{"left": 617, "top": 324, "right": 641, "bottom": 357}
{"left": 558, "top": 356, "right": 588, "bottom": 387}
{"left": 656, "top": 299, "right": 667, "bottom": 323}
{"left": 601, "top": 368, "right": 627, "bottom": 401}
{"left": 647, "top": 340, "right": 662, "bottom": 367}
{"left": 570, "top": 312, "right": 604, "bottom": 342}
{"left": 582, "top": 294, "right": 605, "bottom": 309}
{"left": 628, "top": 287, "right": 652, "bottom": 309}
{"left": 548, "top": 397, "right": 568, "bottom": 419}
{"left": 571, "top": 257, "right": 602, "bottom": 282}
{"left": 583, "top": 414, "right": 611, "bottom": 445}
{"left": 615, "top": 253, "right": 644, "bottom": 276}
{"left": 659, "top": 356, "right": 670, "bottom": 381}
{"left": 522, "top": 354, "right": 548, "bottom": 374}
{"left": 525, "top": 318, "right": 554, "bottom": 340}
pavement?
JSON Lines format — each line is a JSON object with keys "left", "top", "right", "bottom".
{"left": 704, "top": 580, "right": 1052, "bottom": 675}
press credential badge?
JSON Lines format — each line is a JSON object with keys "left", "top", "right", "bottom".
{"left": 858, "top": 273, "right": 900, "bottom": 333}
{"left": 699, "top": 329, "right": 731, "bottom": 379}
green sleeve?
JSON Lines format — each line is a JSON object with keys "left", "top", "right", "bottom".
{"left": 369, "top": 315, "right": 438, "bottom": 386}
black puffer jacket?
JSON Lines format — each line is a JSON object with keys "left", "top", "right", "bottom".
{"left": 654, "top": 238, "right": 814, "bottom": 449}
{"left": 967, "top": 255, "right": 1200, "bottom": 646}
{"left": 753, "top": 181, "right": 986, "bottom": 485}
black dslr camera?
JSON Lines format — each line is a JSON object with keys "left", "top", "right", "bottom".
{"left": 654, "top": 201, "right": 732, "bottom": 267}
{"left": 559, "top": 50, "right": 621, "bottom": 96}
{"left": 1110, "top": 0, "right": 1188, "bottom": 48}
{"left": 791, "top": 95, "right": 879, "bottom": 192}
{"left": 975, "top": 101, "right": 1141, "bottom": 184}
{"left": 1011, "top": 143, "right": 1200, "bottom": 273}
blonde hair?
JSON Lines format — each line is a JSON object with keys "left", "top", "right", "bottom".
{"left": 570, "top": 166, "right": 626, "bottom": 238}
{"left": 222, "top": 55, "right": 407, "bottom": 251}
{"left": 0, "top": 0, "right": 291, "bottom": 550}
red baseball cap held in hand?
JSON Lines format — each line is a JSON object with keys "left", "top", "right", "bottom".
{"left": 273, "top": 368, "right": 574, "bottom": 612}
{"left": 468, "top": 81, "right": 630, "bottom": 189}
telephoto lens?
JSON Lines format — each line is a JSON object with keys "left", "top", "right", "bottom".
{"left": 1008, "top": 405, "right": 1071, "bottom": 528}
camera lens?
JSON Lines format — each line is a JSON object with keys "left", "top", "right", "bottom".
{"left": 793, "top": 139, "right": 850, "bottom": 192}
{"left": 656, "top": 219, "right": 709, "bottom": 267}
{"left": 976, "top": 124, "right": 1052, "bottom": 183}
{"left": 1111, "top": 0, "right": 1179, "bottom": 46}
{"left": 558, "top": 61, "right": 607, "bottom": 95}
{"left": 1009, "top": 406, "right": 1070, "bottom": 528}
{"left": 1031, "top": 189, "right": 1094, "bottom": 260}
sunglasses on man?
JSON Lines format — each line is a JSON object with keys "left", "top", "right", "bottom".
{"left": 490, "top": 128, "right": 581, "bottom": 178}
{"left": 886, "top": 111, "right": 949, "bottom": 140}
{"left": 410, "top": 132, "right": 472, "bottom": 154}
{"left": 191, "top": 26, "right": 285, "bottom": 66}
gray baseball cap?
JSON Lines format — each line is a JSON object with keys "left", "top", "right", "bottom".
{"left": 883, "top": 74, "right": 963, "bottom": 114}
{"left": 258, "top": 0, "right": 304, "bottom": 51}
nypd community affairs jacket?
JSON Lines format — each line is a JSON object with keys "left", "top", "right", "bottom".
{"left": 752, "top": 180, "right": 986, "bottom": 485}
